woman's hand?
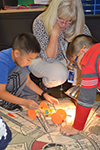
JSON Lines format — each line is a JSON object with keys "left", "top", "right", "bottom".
{"left": 60, "top": 124, "right": 79, "bottom": 136}
{"left": 43, "top": 93, "right": 59, "bottom": 105}
{"left": 51, "top": 23, "right": 61, "bottom": 36}
{"left": 24, "top": 99, "right": 39, "bottom": 110}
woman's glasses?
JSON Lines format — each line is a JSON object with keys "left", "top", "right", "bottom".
{"left": 57, "top": 17, "right": 72, "bottom": 25}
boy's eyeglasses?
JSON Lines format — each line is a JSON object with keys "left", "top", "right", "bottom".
{"left": 72, "top": 45, "right": 86, "bottom": 68}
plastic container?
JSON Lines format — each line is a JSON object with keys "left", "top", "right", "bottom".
{"left": 81, "top": 0, "right": 100, "bottom": 15}
{"left": 18, "top": 0, "right": 34, "bottom": 6}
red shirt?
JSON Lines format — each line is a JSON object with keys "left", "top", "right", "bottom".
{"left": 73, "top": 43, "right": 100, "bottom": 130}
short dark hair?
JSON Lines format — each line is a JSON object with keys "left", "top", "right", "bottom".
{"left": 12, "top": 33, "right": 40, "bottom": 54}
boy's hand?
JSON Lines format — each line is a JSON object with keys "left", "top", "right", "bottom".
{"left": 60, "top": 124, "right": 79, "bottom": 136}
{"left": 43, "top": 93, "right": 59, "bottom": 105}
{"left": 24, "top": 99, "right": 39, "bottom": 110}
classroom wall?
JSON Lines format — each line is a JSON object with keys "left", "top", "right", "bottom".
{"left": 0, "top": 10, "right": 100, "bottom": 51}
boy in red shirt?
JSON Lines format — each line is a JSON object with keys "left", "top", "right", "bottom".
{"left": 60, "top": 34, "right": 100, "bottom": 135}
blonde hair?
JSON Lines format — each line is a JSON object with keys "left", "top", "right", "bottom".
{"left": 42, "top": 0, "right": 85, "bottom": 42}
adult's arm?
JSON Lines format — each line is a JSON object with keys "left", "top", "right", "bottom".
{"left": 46, "top": 23, "right": 61, "bottom": 58}
{"left": 33, "top": 15, "right": 61, "bottom": 62}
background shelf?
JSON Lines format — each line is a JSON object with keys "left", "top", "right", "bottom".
{"left": 81, "top": 0, "right": 100, "bottom": 15}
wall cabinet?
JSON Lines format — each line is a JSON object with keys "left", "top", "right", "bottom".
{"left": 0, "top": 9, "right": 100, "bottom": 50}
{"left": 82, "top": 0, "right": 100, "bottom": 15}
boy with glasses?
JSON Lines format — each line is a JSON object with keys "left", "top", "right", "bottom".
{"left": 60, "top": 34, "right": 100, "bottom": 135}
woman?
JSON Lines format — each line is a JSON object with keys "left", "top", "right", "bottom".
{"left": 29, "top": 0, "right": 91, "bottom": 88}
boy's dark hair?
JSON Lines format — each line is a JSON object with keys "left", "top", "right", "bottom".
{"left": 12, "top": 33, "right": 40, "bottom": 54}
{"left": 67, "top": 34, "right": 98, "bottom": 61}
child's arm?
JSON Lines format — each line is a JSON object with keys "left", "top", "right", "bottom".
{"left": 60, "top": 104, "right": 91, "bottom": 136}
{"left": 0, "top": 84, "right": 39, "bottom": 110}
{"left": 72, "top": 104, "right": 91, "bottom": 130}
{"left": 26, "top": 75, "right": 59, "bottom": 105}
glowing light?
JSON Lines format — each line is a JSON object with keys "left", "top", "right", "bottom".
{"left": 65, "top": 108, "right": 76, "bottom": 124}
